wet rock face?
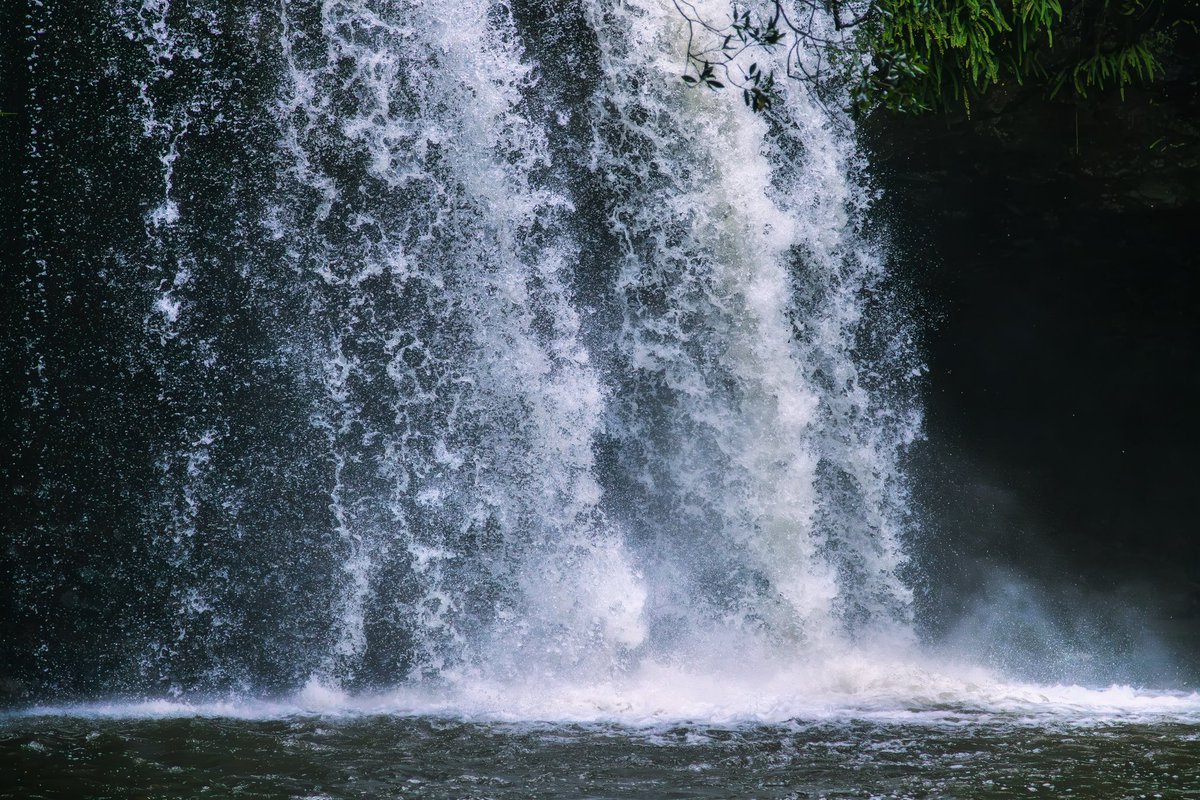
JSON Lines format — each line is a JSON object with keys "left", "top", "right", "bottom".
{"left": 872, "top": 58, "right": 1200, "bottom": 677}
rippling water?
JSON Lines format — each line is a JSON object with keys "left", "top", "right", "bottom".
{"left": 8, "top": 664, "right": 1200, "bottom": 798}
{"left": 6, "top": 713, "right": 1200, "bottom": 799}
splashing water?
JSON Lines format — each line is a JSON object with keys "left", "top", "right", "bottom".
{"left": 10, "top": 0, "right": 1198, "bottom": 725}
{"left": 264, "top": 0, "right": 920, "bottom": 695}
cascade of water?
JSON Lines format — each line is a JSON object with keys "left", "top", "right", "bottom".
{"left": 11, "top": 0, "right": 920, "bottom": 702}
{"left": 583, "top": 0, "right": 917, "bottom": 666}
{"left": 275, "top": 0, "right": 646, "bottom": 686}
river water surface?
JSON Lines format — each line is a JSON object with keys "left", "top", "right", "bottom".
{"left": 6, "top": 712, "right": 1200, "bottom": 799}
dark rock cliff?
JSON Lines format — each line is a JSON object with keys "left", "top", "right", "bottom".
{"left": 870, "top": 51, "right": 1200, "bottom": 682}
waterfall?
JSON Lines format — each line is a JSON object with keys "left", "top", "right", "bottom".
{"left": 10, "top": 0, "right": 921, "bottom": 705}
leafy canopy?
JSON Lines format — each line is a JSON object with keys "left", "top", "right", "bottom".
{"left": 674, "top": 0, "right": 1183, "bottom": 115}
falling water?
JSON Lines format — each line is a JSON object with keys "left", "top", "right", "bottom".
{"left": 11, "top": 0, "right": 1196, "bottom": 727}
{"left": 9, "top": 0, "right": 905, "bottom": 703}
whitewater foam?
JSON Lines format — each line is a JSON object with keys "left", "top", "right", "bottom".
{"left": 15, "top": 658, "right": 1200, "bottom": 728}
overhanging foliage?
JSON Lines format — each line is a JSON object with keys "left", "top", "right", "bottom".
{"left": 675, "top": 0, "right": 1191, "bottom": 114}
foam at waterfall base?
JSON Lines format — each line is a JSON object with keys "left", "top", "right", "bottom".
{"left": 15, "top": 653, "right": 1200, "bottom": 727}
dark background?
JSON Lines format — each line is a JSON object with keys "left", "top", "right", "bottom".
{"left": 870, "top": 61, "right": 1200, "bottom": 683}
